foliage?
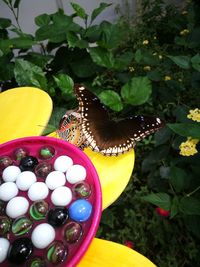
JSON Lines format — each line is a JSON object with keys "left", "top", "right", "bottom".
{"left": 1, "top": 0, "right": 200, "bottom": 266}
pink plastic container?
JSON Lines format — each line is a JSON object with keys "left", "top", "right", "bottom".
{"left": 0, "top": 136, "right": 102, "bottom": 267}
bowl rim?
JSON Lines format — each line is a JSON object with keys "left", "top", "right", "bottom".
{"left": 0, "top": 136, "right": 102, "bottom": 267}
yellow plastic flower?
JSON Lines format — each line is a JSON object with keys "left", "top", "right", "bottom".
{"left": 143, "top": 66, "right": 151, "bottom": 71}
{"left": 187, "top": 108, "right": 200, "bottom": 122}
{"left": 179, "top": 137, "right": 199, "bottom": 156}
{"left": 143, "top": 40, "right": 149, "bottom": 45}
{"left": 180, "top": 29, "right": 189, "bottom": 36}
{"left": 164, "top": 76, "right": 172, "bottom": 81}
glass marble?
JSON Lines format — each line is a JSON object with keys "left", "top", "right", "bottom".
{"left": 27, "top": 257, "right": 47, "bottom": 267}
{"left": 73, "top": 181, "right": 91, "bottom": 198}
{"left": 64, "top": 221, "right": 82, "bottom": 243}
{"left": 35, "top": 162, "right": 52, "bottom": 178}
{"left": 12, "top": 216, "right": 32, "bottom": 236}
{"left": 47, "top": 241, "right": 67, "bottom": 265}
{"left": 30, "top": 200, "right": 49, "bottom": 221}
{"left": 69, "top": 199, "right": 92, "bottom": 222}
{"left": 19, "top": 156, "right": 39, "bottom": 172}
{"left": 39, "top": 146, "right": 55, "bottom": 159}
{"left": 0, "top": 156, "right": 13, "bottom": 171}
{"left": 8, "top": 237, "right": 33, "bottom": 264}
{"left": 13, "top": 147, "right": 29, "bottom": 161}
{"left": 47, "top": 207, "right": 69, "bottom": 227}
{"left": 0, "top": 216, "right": 11, "bottom": 236}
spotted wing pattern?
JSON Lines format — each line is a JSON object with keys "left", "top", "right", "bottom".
{"left": 74, "top": 85, "right": 165, "bottom": 156}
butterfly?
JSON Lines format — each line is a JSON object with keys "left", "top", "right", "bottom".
{"left": 57, "top": 84, "right": 165, "bottom": 156}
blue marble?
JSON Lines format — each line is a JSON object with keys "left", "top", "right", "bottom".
{"left": 69, "top": 199, "right": 92, "bottom": 222}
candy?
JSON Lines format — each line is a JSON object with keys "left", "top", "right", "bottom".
{"left": 19, "top": 156, "right": 38, "bottom": 172}
{"left": 13, "top": 147, "right": 29, "bottom": 161}
{"left": 66, "top": 164, "right": 86, "bottom": 184}
{"left": 0, "top": 156, "right": 13, "bottom": 171}
{"left": 6, "top": 196, "right": 29, "bottom": 219}
{"left": 47, "top": 241, "right": 67, "bottom": 264}
{"left": 51, "top": 186, "right": 72, "bottom": 206}
{"left": 45, "top": 171, "right": 66, "bottom": 190}
{"left": 54, "top": 155, "right": 73, "bottom": 172}
{"left": 0, "top": 237, "right": 10, "bottom": 263}
{"left": 2, "top": 165, "right": 21, "bottom": 182}
{"left": 16, "top": 171, "right": 37, "bottom": 191}
{"left": 12, "top": 216, "right": 32, "bottom": 236}
{"left": 47, "top": 207, "right": 68, "bottom": 227}
{"left": 64, "top": 221, "right": 82, "bottom": 243}
{"left": 35, "top": 162, "right": 52, "bottom": 178}
{"left": 30, "top": 200, "right": 49, "bottom": 221}
{"left": 39, "top": 146, "right": 55, "bottom": 159}
{"left": 28, "top": 182, "right": 49, "bottom": 201}
{"left": 0, "top": 216, "right": 11, "bottom": 236}
{"left": 69, "top": 199, "right": 92, "bottom": 222}
{"left": 8, "top": 237, "right": 33, "bottom": 264}
{"left": 0, "top": 182, "right": 19, "bottom": 201}
{"left": 31, "top": 223, "right": 55, "bottom": 249}
{"left": 73, "top": 181, "right": 91, "bottom": 198}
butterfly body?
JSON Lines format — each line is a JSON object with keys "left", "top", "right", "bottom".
{"left": 58, "top": 85, "right": 165, "bottom": 156}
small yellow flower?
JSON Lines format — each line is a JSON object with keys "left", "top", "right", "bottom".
{"left": 143, "top": 66, "right": 151, "bottom": 71}
{"left": 129, "top": 66, "right": 135, "bottom": 72}
{"left": 187, "top": 108, "right": 200, "bottom": 122}
{"left": 164, "top": 75, "right": 172, "bottom": 81}
{"left": 180, "top": 29, "right": 189, "bottom": 36}
{"left": 143, "top": 40, "right": 149, "bottom": 45}
{"left": 153, "top": 52, "right": 157, "bottom": 56}
{"left": 179, "top": 137, "right": 199, "bottom": 156}
{"left": 182, "top": 11, "right": 188, "bottom": 15}
{"left": 178, "top": 78, "right": 182, "bottom": 82}
{"left": 153, "top": 36, "right": 157, "bottom": 40}
{"left": 158, "top": 55, "right": 163, "bottom": 59}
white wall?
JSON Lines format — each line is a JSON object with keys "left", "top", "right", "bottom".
{"left": 0, "top": 0, "right": 135, "bottom": 34}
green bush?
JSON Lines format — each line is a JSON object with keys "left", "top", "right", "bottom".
{"left": 1, "top": 0, "right": 200, "bottom": 266}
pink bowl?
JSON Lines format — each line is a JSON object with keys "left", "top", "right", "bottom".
{"left": 0, "top": 136, "right": 102, "bottom": 267}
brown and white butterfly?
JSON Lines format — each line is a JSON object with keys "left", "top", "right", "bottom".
{"left": 57, "top": 85, "right": 165, "bottom": 156}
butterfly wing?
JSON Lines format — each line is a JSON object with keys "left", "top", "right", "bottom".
{"left": 75, "top": 85, "right": 164, "bottom": 155}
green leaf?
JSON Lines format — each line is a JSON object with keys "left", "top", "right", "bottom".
{"left": 98, "top": 22, "right": 123, "bottom": 49}
{"left": 121, "top": 76, "right": 152, "bottom": 105}
{"left": 14, "top": 59, "right": 47, "bottom": 89}
{"left": 167, "top": 123, "right": 200, "bottom": 139}
{"left": 53, "top": 74, "right": 74, "bottom": 99}
{"left": 70, "top": 2, "right": 88, "bottom": 19}
{"left": 114, "top": 52, "right": 134, "bottom": 71}
{"left": 89, "top": 47, "right": 114, "bottom": 68}
{"left": 168, "top": 55, "right": 191, "bottom": 69}
{"left": 142, "top": 192, "right": 171, "bottom": 211}
{"left": 180, "top": 197, "right": 200, "bottom": 215}
{"left": 170, "top": 166, "right": 189, "bottom": 193}
{"left": 14, "top": 0, "right": 21, "bottom": 8}
{"left": 35, "top": 14, "right": 51, "bottom": 27}
{"left": 91, "top": 3, "right": 112, "bottom": 23}
{"left": 191, "top": 54, "right": 200, "bottom": 71}
{"left": 0, "top": 18, "right": 11, "bottom": 29}
{"left": 67, "top": 32, "right": 88, "bottom": 49}
{"left": 0, "top": 37, "right": 35, "bottom": 54}
{"left": 154, "top": 127, "right": 172, "bottom": 146}
{"left": 98, "top": 90, "right": 123, "bottom": 112}
{"left": 170, "top": 197, "right": 179, "bottom": 218}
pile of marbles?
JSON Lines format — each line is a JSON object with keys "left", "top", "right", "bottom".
{"left": 0, "top": 144, "right": 95, "bottom": 266}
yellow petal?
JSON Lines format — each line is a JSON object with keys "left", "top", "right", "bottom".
{"left": 0, "top": 87, "right": 52, "bottom": 144}
{"left": 78, "top": 238, "right": 156, "bottom": 267}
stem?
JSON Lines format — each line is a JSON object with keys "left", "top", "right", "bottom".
{"left": 186, "top": 185, "right": 200, "bottom": 197}
{"left": 6, "top": 1, "right": 22, "bottom": 31}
